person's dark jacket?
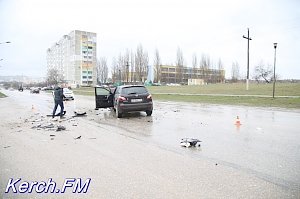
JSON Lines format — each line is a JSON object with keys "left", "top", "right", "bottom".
{"left": 53, "top": 87, "right": 64, "bottom": 101}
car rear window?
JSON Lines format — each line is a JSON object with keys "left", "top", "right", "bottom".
{"left": 121, "top": 86, "right": 148, "bottom": 95}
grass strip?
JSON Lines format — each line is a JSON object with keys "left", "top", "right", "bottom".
{"left": 0, "top": 92, "right": 7, "bottom": 98}
{"left": 152, "top": 94, "right": 300, "bottom": 109}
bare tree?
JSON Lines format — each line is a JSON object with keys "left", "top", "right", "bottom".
{"left": 47, "top": 68, "right": 63, "bottom": 85}
{"left": 200, "top": 53, "right": 207, "bottom": 70}
{"left": 130, "top": 50, "right": 135, "bottom": 82}
{"left": 96, "top": 59, "right": 101, "bottom": 84}
{"left": 176, "top": 47, "right": 184, "bottom": 83}
{"left": 135, "top": 44, "right": 149, "bottom": 82}
{"left": 218, "top": 58, "right": 225, "bottom": 83}
{"left": 153, "top": 48, "right": 161, "bottom": 83}
{"left": 115, "top": 54, "right": 124, "bottom": 82}
{"left": 231, "top": 61, "right": 240, "bottom": 82}
{"left": 200, "top": 53, "right": 212, "bottom": 82}
{"left": 97, "top": 57, "right": 108, "bottom": 84}
{"left": 124, "top": 49, "right": 130, "bottom": 83}
{"left": 111, "top": 57, "right": 118, "bottom": 83}
{"left": 192, "top": 53, "right": 198, "bottom": 79}
{"left": 252, "top": 61, "right": 273, "bottom": 83}
{"left": 218, "top": 58, "right": 224, "bottom": 71}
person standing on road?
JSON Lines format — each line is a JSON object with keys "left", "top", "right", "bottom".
{"left": 52, "top": 85, "right": 65, "bottom": 119}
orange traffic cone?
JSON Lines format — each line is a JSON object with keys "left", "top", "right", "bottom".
{"left": 235, "top": 116, "right": 241, "bottom": 125}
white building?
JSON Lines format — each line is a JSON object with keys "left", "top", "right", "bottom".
{"left": 47, "top": 30, "right": 97, "bottom": 86}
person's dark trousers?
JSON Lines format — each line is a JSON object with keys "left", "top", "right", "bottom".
{"left": 52, "top": 100, "right": 64, "bottom": 118}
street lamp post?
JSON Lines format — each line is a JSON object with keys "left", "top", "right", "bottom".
{"left": 272, "top": 43, "right": 277, "bottom": 98}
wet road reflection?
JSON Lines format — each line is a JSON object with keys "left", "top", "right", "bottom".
{"left": 3, "top": 89, "right": 300, "bottom": 190}
{"left": 94, "top": 97, "right": 300, "bottom": 190}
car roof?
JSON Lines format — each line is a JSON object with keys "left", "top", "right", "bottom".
{"left": 118, "top": 85, "right": 145, "bottom": 89}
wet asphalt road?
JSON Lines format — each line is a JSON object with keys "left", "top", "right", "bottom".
{"left": 2, "top": 89, "right": 300, "bottom": 195}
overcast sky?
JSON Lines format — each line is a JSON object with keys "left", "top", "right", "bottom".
{"left": 0, "top": 0, "right": 300, "bottom": 79}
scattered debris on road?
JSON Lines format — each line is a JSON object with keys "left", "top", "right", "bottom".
{"left": 73, "top": 111, "right": 87, "bottom": 117}
{"left": 180, "top": 138, "right": 202, "bottom": 147}
{"left": 74, "top": 135, "right": 81, "bottom": 140}
{"left": 56, "top": 125, "right": 66, "bottom": 131}
{"left": 31, "top": 123, "right": 56, "bottom": 130}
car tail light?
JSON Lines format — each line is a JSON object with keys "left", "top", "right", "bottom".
{"left": 118, "top": 96, "right": 127, "bottom": 102}
{"left": 147, "top": 94, "right": 152, "bottom": 101}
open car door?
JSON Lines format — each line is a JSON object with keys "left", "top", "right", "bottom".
{"left": 95, "top": 87, "right": 114, "bottom": 109}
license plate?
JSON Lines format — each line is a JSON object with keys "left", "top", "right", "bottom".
{"left": 131, "top": 98, "right": 142, "bottom": 103}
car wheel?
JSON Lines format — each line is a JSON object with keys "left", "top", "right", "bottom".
{"left": 116, "top": 106, "right": 122, "bottom": 118}
{"left": 146, "top": 110, "right": 152, "bottom": 116}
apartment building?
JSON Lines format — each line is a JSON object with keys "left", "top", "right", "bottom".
{"left": 160, "top": 65, "right": 225, "bottom": 84}
{"left": 47, "top": 30, "right": 97, "bottom": 86}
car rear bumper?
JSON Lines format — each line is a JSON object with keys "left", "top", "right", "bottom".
{"left": 64, "top": 96, "right": 74, "bottom": 100}
{"left": 118, "top": 102, "right": 153, "bottom": 113}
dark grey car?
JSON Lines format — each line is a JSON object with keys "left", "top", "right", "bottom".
{"left": 95, "top": 85, "right": 153, "bottom": 118}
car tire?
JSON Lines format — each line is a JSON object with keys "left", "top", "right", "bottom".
{"left": 116, "top": 106, "right": 122, "bottom": 118}
{"left": 146, "top": 110, "right": 152, "bottom": 116}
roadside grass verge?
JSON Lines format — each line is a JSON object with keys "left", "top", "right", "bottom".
{"left": 148, "top": 83, "right": 300, "bottom": 96}
{"left": 72, "top": 83, "right": 300, "bottom": 109}
{"left": 0, "top": 91, "right": 6, "bottom": 98}
{"left": 152, "top": 94, "right": 300, "bottom": 109}
{"left": 73, "top": 88, "right": 94, "bottom": 96}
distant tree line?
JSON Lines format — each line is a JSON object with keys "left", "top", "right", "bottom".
{"left": 46, "top": 43, "right": 279, "bottom": 85}
{"left": 100, "top": 44, "right": 226, "bottom": 84}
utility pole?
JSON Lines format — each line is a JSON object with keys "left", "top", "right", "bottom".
{"left": 272, "top": 43, "right": 277, "bottom": 98}
{"left": 243, "top": 28, "right": 252, "bottom": 90}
